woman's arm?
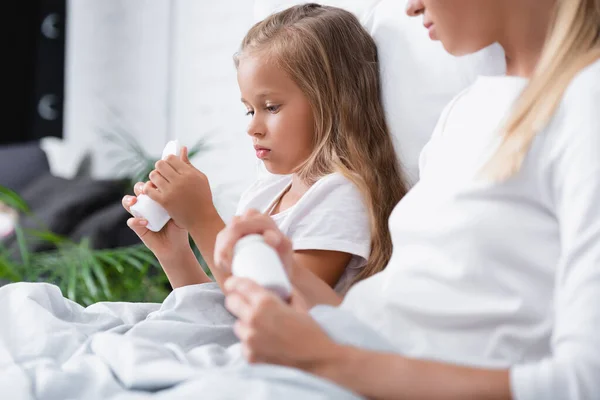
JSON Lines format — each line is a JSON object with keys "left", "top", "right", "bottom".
{"left": 218, "top": 211, "right": 514, "bottom": 399}
{"left": 212, "top": 210, "right": 347, "bottom": 305}
{"left": 223, "top": 81, "right": 600, "bottom": 399}
{"left": 224, "top": 276, "right": 511, "bottom": 400}
{"left": 316, "top": 346, "right": 510, "bottom": 400}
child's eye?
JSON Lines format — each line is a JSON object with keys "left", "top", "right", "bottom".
{"left": 265, "top": 105, "right": 280, "bottom": 113}
{"left": 245, "top": 110, "right": 254, "bottom": 116}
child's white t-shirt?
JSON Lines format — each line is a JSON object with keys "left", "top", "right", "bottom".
{"left": 235, "top": 172, "right": 371, "bottom": 292}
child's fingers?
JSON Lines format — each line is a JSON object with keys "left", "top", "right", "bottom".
{"left": 164, "top": 146, "right": 191, "bottom": 171}
{"left": 149, "top": 170, "right": 169, "bottom": 189}
{"left": 122, "top": 195, "right": 137, "bottom": 213}
{"left": 134, "top": 182, "right": 145, "bottom": 196}
{"left": 143, "top": 181, "right": 160, "bottom": 196}
{"left": 155, "top": 159, "right": 179, "bottom": 181}
{"left": 181, "top": 146, "right": 191, "bottom": 164}
{"left": 127, "top": 217, "right": 149, "bottom": 237}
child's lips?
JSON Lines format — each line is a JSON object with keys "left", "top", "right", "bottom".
{"left": 254, "top": 146, "right": 271, "bottom": 159}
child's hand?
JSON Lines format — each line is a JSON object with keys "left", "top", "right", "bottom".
{"left": 122, "top": 182, "right": 190, "bottom": 257}
{"left": 143, "top": 147, "right": 214, "bottom": 231}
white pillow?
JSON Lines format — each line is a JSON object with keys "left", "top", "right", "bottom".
{"left": 253, "top": 0, "right": 506, "bottom": 184}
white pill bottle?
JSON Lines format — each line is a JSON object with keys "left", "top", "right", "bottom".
{"left": 231, "top": 234, "right": 292, "bottom": 300}
{"left": 129, "top": 140, "right": 180, "bottom": 232}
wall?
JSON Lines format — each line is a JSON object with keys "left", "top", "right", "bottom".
{"left": 62, "top": 0, "right": 258, "bottom": 220}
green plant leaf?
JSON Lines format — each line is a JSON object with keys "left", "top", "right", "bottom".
{"left": 120, "top": 254, "right": 146, "bottom": 271}
{"left": 95, "top": 253, "right": 125, "bottom": 274}
{"left": 0, "top": 186, "right": 31, "bottom": 214}
{"left": 80, "top": 258, "right": 98, "bottom": 298}
{"left": 67, "top": 261, "right": 77, "bottom": 302}
{"left": 89, "top": 256, "right": 111, "bottom": 298}
{"left": 25, "top": 229, "right": 67, "bottom": 246}
{"left": 0, "top": 254, "right": 22, "bottom": 282}
{"left": 13, "top": 225, "right": 31, "bottom": 267}
{"left": 130, "top": 250, "right": 158, "bottom": 267}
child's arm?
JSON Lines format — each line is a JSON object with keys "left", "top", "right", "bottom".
{"left": 140, "top": 147, "right": 236, "bottom": 291}
{"left": 289, "top": 253, "right": 344, "bottom": 308}
{"left": 123, "top": 184, "right": 212, "bottom": 289}
{"left": 186, "top": 206, "right": 230, "bottom": 289}
{"left": 155, "top": 245, "right": 212, "bottom": 288}
{"left": 293, "top": 250, "right": 350, "bottom": 288}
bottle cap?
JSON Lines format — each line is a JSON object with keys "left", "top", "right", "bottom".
{"left": 161, "top": 140, "right": 181, "bottom": 160}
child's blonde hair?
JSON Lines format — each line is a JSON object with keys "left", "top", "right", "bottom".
{"left": 234, "top": 4, "right": 408, "bottom": 286}
{"left": 482, "top": 0, "right": 600, "bottom": 180}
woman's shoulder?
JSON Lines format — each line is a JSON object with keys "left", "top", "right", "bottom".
{"left": 563, "top": 57, "right": 600, "bottom": 105}
{"left": 539, "top": 58, "right": 600, "bottom": 177}
{"left": 549, "top": 58, "right": 600, "bottom": 136}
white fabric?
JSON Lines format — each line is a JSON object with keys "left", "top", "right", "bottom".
{"left": 343, "top": 59, "right": 600, "bottom": 399}
{"left": 236, "top": 172, "right": 371, "bottom": 291}
{"left": 252, "top": 0, "right": 506, "bottom": 185}
{"left": 0, "top": 282, "right": 363, "bottom": 399}
{"left": 362, "top": 0, "right": 506, "bottom": 183}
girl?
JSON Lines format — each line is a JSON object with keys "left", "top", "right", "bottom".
{"left": 122, "top": 4, "right": 407, "bottom": 299}
{"left": 221, "top": 0, "right": 600, "bottom": 399}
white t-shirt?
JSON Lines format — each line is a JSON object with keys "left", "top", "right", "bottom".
{"left": 236, "top": 172, "right": 371, "bottom": 292}
{"left": 342, "top": 59, "right": 600, "bottom": 399}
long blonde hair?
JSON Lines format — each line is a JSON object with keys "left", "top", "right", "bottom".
{"left": 234, "top": 4, "right": 408, "bottom": 285}
{"left": 483, "top": 0, "right": 600, "bottom": 180}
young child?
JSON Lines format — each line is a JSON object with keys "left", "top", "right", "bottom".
{"left": 122, "top": 4, "right": 407, "bottom": 296}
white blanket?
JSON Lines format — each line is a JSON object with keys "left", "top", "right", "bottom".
{"left": 0, "top": 282, "right": 392, "bottom": 399}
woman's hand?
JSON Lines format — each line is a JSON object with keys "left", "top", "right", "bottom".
{"left": 214, "top": 209, "right": 341, "bottom": 310}
{"left": 224, "top": 276, "right": 342, "bottom": 369}
{"left": 144, "top": 147, "right": 215, "bottom": 231}
{"left": 213, "top": 209, "right": 295, "bottom": 276}
{"left": 122, "top": 182, "right": 190, "bottom": 257}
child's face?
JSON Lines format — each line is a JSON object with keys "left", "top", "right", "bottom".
{"left": 237, "top": 54, "right": 314, "bottom": 175}
{"left": 406, "top": 0, "right": 500, "bottom": 56}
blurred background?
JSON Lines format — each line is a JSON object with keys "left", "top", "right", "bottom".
{"left": 5, "top": 0, "right": 261, "bottom": 215}
{"left": 0, "top": 0, "right": 369, "bottom": 305}
{"left": 0, "top": 0, "right": 267, "bottom": 304}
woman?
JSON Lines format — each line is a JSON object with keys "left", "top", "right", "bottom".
{"left": 219, "top": 0, "right": 600, "bottom": 399}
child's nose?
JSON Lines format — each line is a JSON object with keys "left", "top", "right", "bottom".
{"left": 246, "top": 117, "right": 266, "bottom": 138}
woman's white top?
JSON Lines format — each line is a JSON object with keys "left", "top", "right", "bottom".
{"left": 342, "top": 60, "right": 600, "bottom": 399}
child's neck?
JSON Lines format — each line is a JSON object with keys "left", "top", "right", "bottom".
{"left": 271, "top": 174, "right": 310, "bottom": 216}
{"left": 290, "top": 174, "right": 311, "bottom": 197}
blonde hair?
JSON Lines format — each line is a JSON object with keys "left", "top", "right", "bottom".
{"left": 483, "top": 0, "right": 600, "bottom": 181}
{"left": 234, "top": 4, "right": 408, "bottom": 286}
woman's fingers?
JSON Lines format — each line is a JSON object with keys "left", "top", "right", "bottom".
{"left": 214, "top": 211, "right": 282, "bottom": 271}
